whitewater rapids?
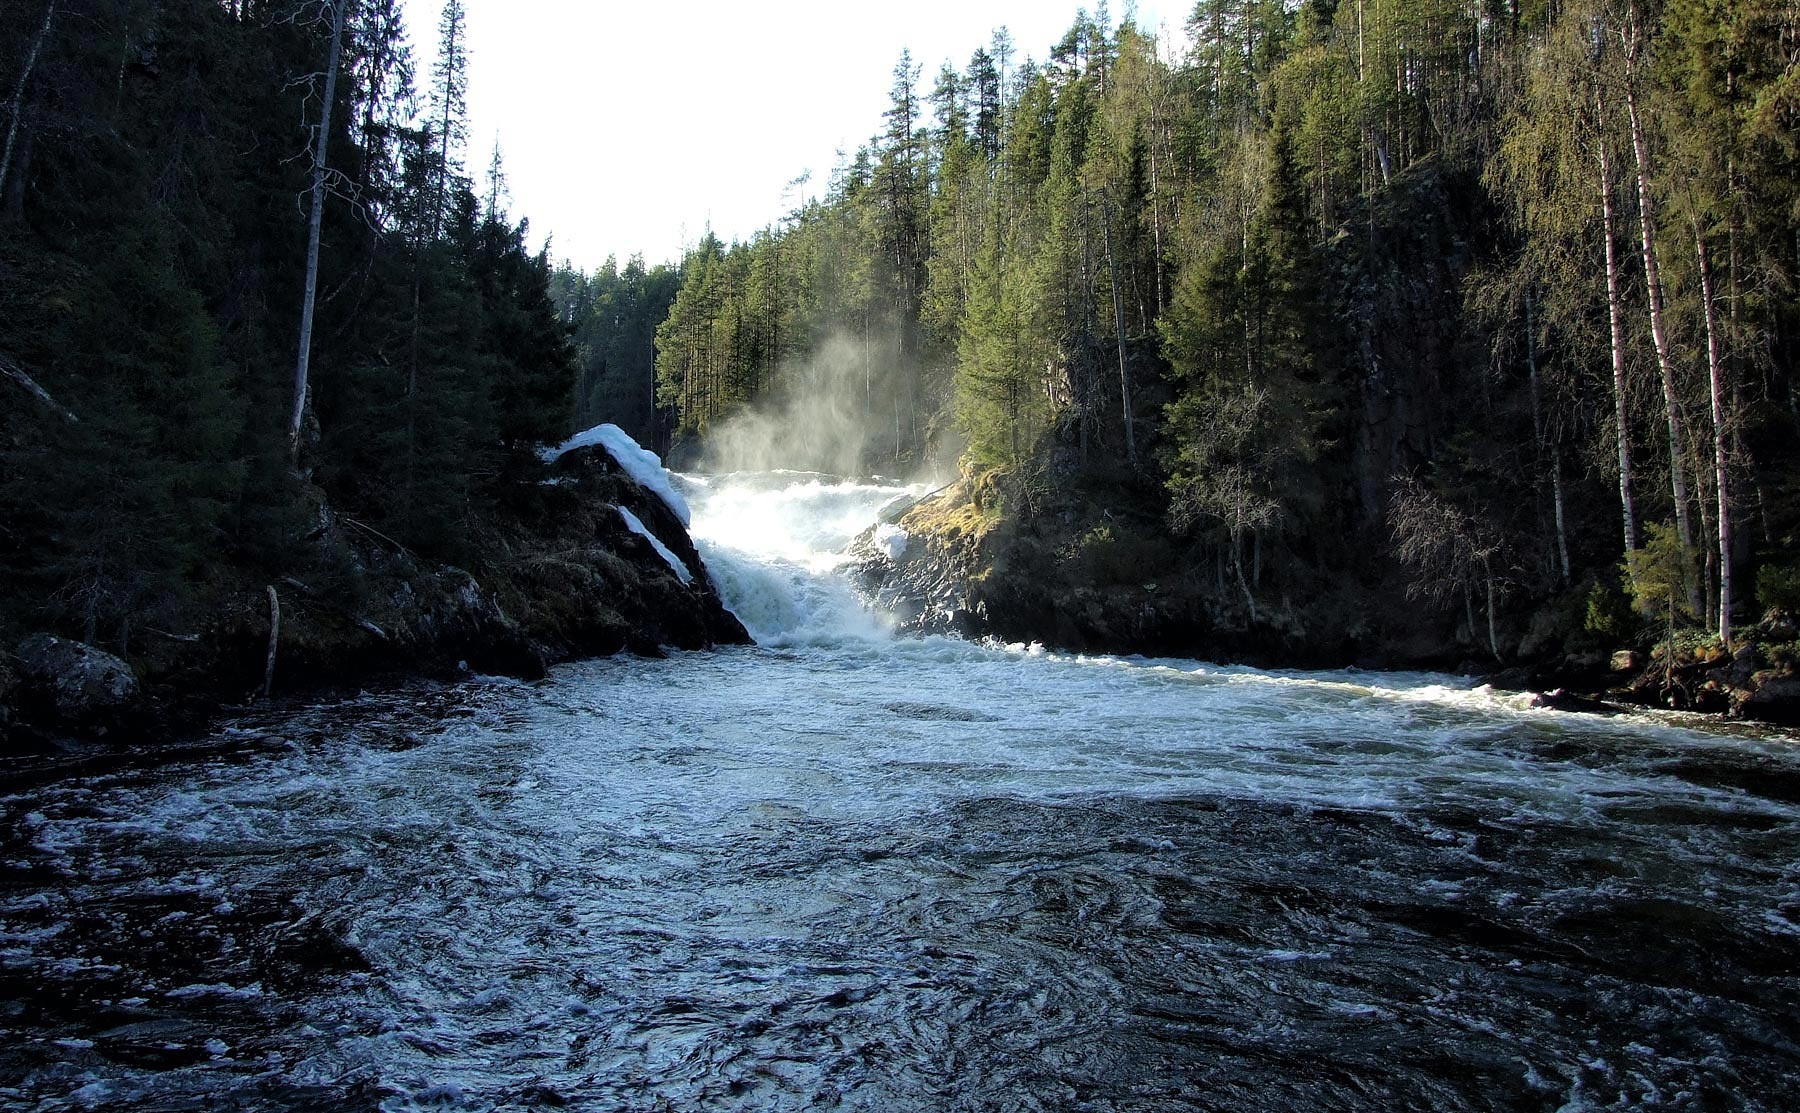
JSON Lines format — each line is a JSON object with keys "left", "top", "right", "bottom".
{"left": 1, "top": 471, "right": 1797, "bottom": 1111}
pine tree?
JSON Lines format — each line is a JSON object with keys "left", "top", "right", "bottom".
{"left": 427, "top": 0, "right": 469, "bottom": 239}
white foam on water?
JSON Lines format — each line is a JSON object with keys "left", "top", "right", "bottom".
{"left": 681, "top": 470, "right": 927, "bottom": 646}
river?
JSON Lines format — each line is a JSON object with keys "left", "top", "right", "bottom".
{"left": 2, "top": 471, "right": 1798, "bottom": 1111}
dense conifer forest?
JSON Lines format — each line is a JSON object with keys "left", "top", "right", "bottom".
{"left": 611, "top": 0, "right": 1800, "bottom": 664}
{"left": 0, "top": 0, "right": 575, "bottom": 651}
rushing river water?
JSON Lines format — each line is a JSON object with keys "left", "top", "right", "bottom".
{"left": 3, "top": 472, "right": 1800, "bottom": 1112}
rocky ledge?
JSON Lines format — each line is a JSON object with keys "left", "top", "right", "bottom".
{"left": 1, "top": 432, "right": 747, "bottom": 747}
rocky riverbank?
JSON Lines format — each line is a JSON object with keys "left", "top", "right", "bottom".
{"left": 850, "top": 472, "right": 1800, "bottom": 728}
{"left": 0, "top": 436, "right": 747, "bottom": 749}
{"left": 1489, "top": 617, "right": 1800, "bottom": 726}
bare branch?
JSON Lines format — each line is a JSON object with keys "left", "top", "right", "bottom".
{"left": 0, "top": 354, "right": 78, "bottom": 423}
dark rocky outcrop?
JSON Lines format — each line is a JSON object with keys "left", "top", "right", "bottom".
{"left": 850, "top": 469, "right": 1449, "bottom": 669}
{"left": 2, "top": 442, "right": 748, "bottom": 745}
{"left": 189, "top": 442, "right": 748, "bottom": 697}
{"left": 1553, "top": 619, "right": 1800, "bottom": 725}
{"left": 1736, "top": 674, "right": 1800, "bottom": 726}
{"left": 0, "top": 656, "right": 16, "bottom": 744}
{"left": 853, "top": 470, "right": 1800, "bottom": 729}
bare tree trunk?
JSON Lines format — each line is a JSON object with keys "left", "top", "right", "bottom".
{"left": 1, "top": 354, "right": 77, "bottom": 422}
{"left": 1551, "top": 458, "right": 1572, "bottom": 584}
{"left": 1595, "top": 83, "right": 1639, "bottom": 553}
{"left": 289, "top": 0, "right": 350, "bottom": 466}
{"left": 894, "top": 329, "right": 903, "bottom": 465}
{"left": 1694, "top": 457, "right": 1715, "bottom": 627}
{"left": 1233, "top": 530, "right": 1258, "bottom": 623}
{"left": 1079, "top": 193, "right": 1096, "bottom": 337}
{"left": 1101, "top": 194, "right": 1137, "bottom": 468}
{"left": 1622, "top": 61, "right": 1697, "bottom": 579}
{"left": 405, "top": 240, "right": 422, "bottom": 509}
{"left": 1696, "top": 226, "right": 1733, "bottom": 647}
{"left": 1148, "top": 107, "right": 1166, "bottom": 314}
{"left": 0, "top": 0, "right": 55, "bottom": 207}
{"left": 1663, "top": 591, "right": 1676, "bottom": 699}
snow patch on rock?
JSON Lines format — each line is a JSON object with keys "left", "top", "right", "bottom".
{"left": 618, "top": 507, "right": 693, "bottom": 584}
{"left": 544, "top": 424, "right": 690, "bottom": 526}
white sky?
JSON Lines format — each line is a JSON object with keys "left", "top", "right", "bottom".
{"left": 398, "top": 0, "right": 1178, "bottom": 272}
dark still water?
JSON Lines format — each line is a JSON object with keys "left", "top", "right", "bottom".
{"left": 2, "top": 473, "right": 1797, "bottom": 1111}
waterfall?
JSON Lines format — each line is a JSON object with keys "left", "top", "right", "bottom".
{"left": 679, "top": 470, "right": 925, "bottom": 646}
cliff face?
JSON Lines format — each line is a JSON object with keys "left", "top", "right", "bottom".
{"left": 2, "top": 443, "right": 748, "bottom": 745}
{"left": 850, "top": 470, "right": 1444, "bottom": 670}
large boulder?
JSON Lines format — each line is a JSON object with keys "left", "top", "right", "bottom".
{"left": 1734, "top": 671, "right": 1800, "bottom": 727}
{"left": 13, "top": 634, "right": 141, "bottom": 732}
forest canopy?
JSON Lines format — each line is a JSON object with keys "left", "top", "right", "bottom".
{"left": 2, "top": 0, "right": 1797, "bottom": 664}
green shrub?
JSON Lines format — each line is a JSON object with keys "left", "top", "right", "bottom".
{"left": 1623, "top": 521, "right": 1697, "bottom": 622}
{"left": 1584, "top": 579, "right": 1634, "bottom": 643}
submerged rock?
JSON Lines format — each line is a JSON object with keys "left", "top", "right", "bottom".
{"left": 1528, "top": 688, "right": 1623, "bottom": 716}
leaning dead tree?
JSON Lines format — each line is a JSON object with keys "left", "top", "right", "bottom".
{"left": 289, "top": 0, "right": 351, "bottom": 466}
{"left": 1, "top": 353, "right": 77, "bottom": 423}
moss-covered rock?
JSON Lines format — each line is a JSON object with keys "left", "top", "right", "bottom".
{"left": 12, "top": 634, "right": 141, "bottom": 735}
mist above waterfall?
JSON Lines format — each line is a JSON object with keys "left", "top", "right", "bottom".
{"left": 697, "top": 329, "right": 948, "bottom": 480}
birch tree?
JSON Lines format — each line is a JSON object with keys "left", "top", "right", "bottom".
{"left": 1490, "top": 6, "right": 1642, "bottom": 555}
{"left": 1694, "top": 226, "right": 1733, "bottom": 646}
{"left": 1614, "top": 3, "right": 1697, "bottom": 579}
{"left": 1592, "top": 73, "right": 1640, "bottom": 554}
